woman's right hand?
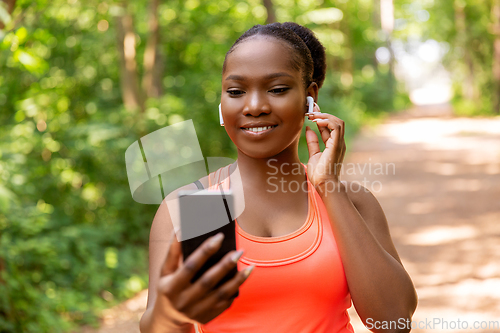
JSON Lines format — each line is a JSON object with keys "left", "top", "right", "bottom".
{"left": 151, "top": 233, "right": 254, "bottom": 331}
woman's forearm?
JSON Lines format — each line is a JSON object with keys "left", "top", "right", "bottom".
{"left": 317, "top": 183, "right": 417, "bottom": 328}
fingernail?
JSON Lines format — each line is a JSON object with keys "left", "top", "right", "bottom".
{"left": 243, "top": 265, "right": 255, "bottom": 278}
{"left": 231, "top": 250, "right": 244, "bottom": 263}
{"left": 209, "top": 232, "right": 224, "bottom": 248}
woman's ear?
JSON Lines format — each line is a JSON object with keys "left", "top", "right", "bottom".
{"left": 306, "top": 82, "right": 319, "bottom": 103}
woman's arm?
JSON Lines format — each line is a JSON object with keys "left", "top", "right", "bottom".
{"left": 140, "top": 176, "right": 252, "bottom": 333}
{"left": 140, "top": 182, "right": 198, "bottom": 333}
{"left": 305, "top": 110, "right": 417, "bottom": 332}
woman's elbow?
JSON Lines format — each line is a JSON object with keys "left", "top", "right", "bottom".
{"left": 363, "top": 293, "right": 418, "bottom": 333}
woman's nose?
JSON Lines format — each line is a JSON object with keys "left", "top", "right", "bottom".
{"left": 242, "top": 91, "right": 271, "bottom": 117}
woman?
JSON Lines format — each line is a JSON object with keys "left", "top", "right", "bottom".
{"left": 140, "top": 22, "right": 417, "bottom": 333}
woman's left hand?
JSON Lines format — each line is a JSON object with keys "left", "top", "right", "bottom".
{"left": 305, "top": 104, "right": 346, "bottom": 191}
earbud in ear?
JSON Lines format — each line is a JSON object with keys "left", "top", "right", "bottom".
{"left": 219, "top": 104, "right": 224, "bottom": 126}
{"left": 306, "top": 96, "right": 314, "bottom": 114}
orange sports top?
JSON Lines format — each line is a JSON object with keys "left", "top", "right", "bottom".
{"left": 194, "top": 165, "right": 354, "bottom": 333}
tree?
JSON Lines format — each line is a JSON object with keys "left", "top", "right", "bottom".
{"left": 413, "top": 0, "right": 498, "bottom": 115}
{"left": 262, "top": 0, "right": 276, "bottom": 24}
{"left": 116, "top": 5, "right": 145, "bottom": 112}
{"left": 142, "top": 0, "right": 162, "bottom": 98}
{"left": 493, "top": 0, "right": 500, "bottom": 114}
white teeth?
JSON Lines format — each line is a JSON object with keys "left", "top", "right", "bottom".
{"left": 245, "top": 125, "right": 274, "bottom": 133}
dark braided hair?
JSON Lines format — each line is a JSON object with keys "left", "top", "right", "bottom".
{"left": 222, "top": 22, "right": 327, "bottom": 89}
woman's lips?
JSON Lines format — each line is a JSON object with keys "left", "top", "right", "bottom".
{"left": 240, "top": 125, "right": 277, "bottom": 137}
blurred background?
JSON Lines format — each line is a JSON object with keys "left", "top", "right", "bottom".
{"left": 1, "top": 0, "right": 499, "bottom": 332}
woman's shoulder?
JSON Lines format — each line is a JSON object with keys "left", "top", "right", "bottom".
{"left": 341, "top": 180, "right": 387, "bottom": 232}
{"left": 150, "top": 175, "right": 211, "bottom": 241}
{"left": 342, "top": 181, "right": 377, "bottom": 206}
{"left": 341, "top": 180, "right": 387, "bottom": 223}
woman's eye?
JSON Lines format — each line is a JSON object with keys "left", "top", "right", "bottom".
{"left": 269, "top": 87, "right": 289, "bottom": 94}
{"left": 227, "top": 90, "right": 244, "bottom": 96}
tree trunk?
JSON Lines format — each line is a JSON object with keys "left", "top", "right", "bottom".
{"left": 454, "top": 0, "right": 475, "bottom": 100}
{"left": 337, "top": 2, "right": 354, "bottom": 93}
{"left": 0, "top": 0, "right": 16, "bottom": 29}
{"left": 116, "top": 9, "right": 145, "bottom": 112}
{"left": 142, "top": 0, "right": 162, "bottom": 98}
{"left": 372, "top": 0, "right": 381, "bottom": 28}
{"left": 493, "top": 0, "right": 500, "bottom": 114}
{"left": 262, "top": 0, "right": 276, "bottom": 24}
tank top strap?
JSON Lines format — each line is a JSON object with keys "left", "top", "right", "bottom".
{"left": 208, "top": 165, "right": 231, "bottom": 191}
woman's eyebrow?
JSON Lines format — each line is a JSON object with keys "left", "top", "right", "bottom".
{"left": 225, "top": 72, "right": 293, "bottom": 81}
{"left": 225, "top": 74, "right": 245, "bottom": 81}
{"left": 265, "top": 72, "right": 293, "bottom": 80}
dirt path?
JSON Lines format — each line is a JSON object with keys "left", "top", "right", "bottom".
{"left": 345, "top": 105, "right": 500, "bottom": 333}
{"left": 81, "top": 105, "right": 500, "bottom": 333}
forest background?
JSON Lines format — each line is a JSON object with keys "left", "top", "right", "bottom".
{"left": 1, "top": 0, "right": 499, "bottom": 331}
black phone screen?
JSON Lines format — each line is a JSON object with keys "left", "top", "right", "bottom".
{"left": 178, "top": 191, "right": 239, "bottom": 296}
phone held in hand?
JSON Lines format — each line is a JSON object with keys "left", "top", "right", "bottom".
{"left": 178, "top": 189, "right": 239, "bottom": 296}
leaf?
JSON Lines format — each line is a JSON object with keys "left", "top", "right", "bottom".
{"left": 12, "top": 49, "right": 48, "bottom": 74}
{"left": 0, "top": 185, "right": 16, "bottom": 213}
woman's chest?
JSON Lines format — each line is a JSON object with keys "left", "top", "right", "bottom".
{"left": 236, "top": 192, "right": 309, "bottom": 238}
{"left": 237, "top": 243, "right": 350, "bottom": 304}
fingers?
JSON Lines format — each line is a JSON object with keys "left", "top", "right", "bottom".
{"left": 308, "top": 112, "right": 344, "bottom": 133}
{"left": 214, "top": 265, "right": 254, "bottom": 300}
{"left": 313, "top": 105, "right": 331, "bottom": 144}
{"left": 318, "top": 125, "right": 330, "bottom": 145}
{"left": 188, "top": 265, "right": 254, "bottom": 323}
{"left": 161, "top": 234, "right": 182, "bottom": 277}
{"left": 154, "top": 233, "right": 253, "bottom": 326}
{"left": 171, "top": 233, "right": 225, "bottom": 290}
{"left": 308, "top": 113, "right": 345, "bottom": 154}
{"left": 305, "top": 126, "right": 321, "bottom": 159}
{"left": 179, "top": 249, "right": 244, "bottom": 307}
{"left": 306, "top": 105, "right": 330, "bottom": 145}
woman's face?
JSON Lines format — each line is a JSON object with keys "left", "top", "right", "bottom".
{"left": 221, "top": 36, "right": 317, "bottom": 159}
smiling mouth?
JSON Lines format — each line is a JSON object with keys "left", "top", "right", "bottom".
{"left": 241, "top": 125, "right": 277, "bottom": 133}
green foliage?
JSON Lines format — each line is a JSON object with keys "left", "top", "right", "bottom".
{"left": 0, "top": 0, "right": 401, "bottom": 331}
{"left": 394, "top": 0, "right": 499, "bottom": 115}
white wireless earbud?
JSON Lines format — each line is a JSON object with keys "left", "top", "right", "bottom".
{"left": 306, "top": 96, "right": 315, "bottom": 114}
{"left": 219, "top": 103, "right": 224, "bottom": 126}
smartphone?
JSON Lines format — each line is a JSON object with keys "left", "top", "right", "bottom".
{"left": 178, "top": 189, "right": 239, "bottom": 295}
